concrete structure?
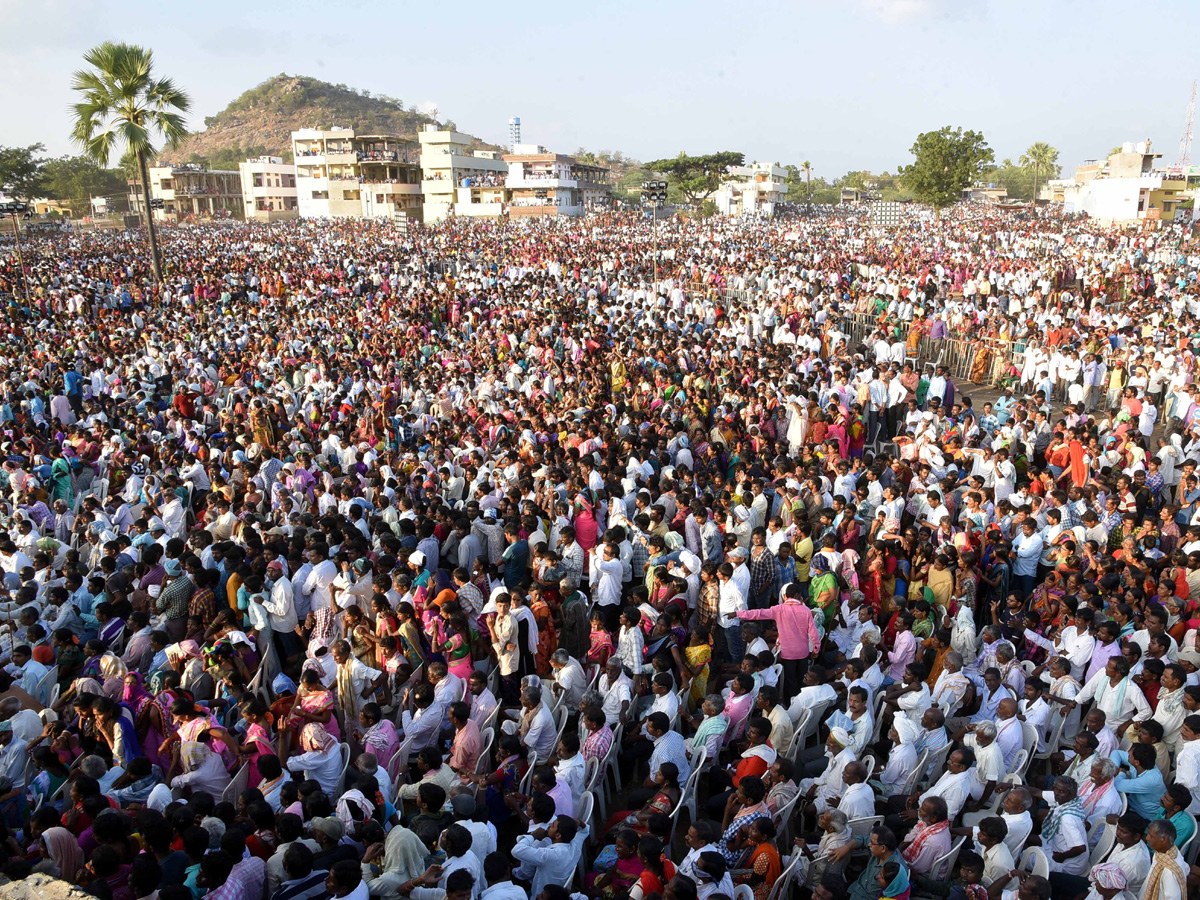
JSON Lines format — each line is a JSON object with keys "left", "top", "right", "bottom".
{"left": 502, "top": 143, "right": 612, "bottom": 217}
{"left": 291, "top": 128, "right": 422, "bottom": 221}
{"left": 239, "top": 156, "right": 298, "bottom": 221}
{"left": 961, "top": 184, "right": 1009, "bottom": 203}
{"left": 712, "top": 162, "right": 787, "bottom": 217}
{"left": 128, "top": 164, "right": 244, "bottom": 221}
{"left": 418, "top": 126, "right": 510, "bottom": 221}
{"left": 1044, "top": 141, "right": 1187, "bottom": 223}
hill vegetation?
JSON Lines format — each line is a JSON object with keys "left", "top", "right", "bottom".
{"left": 158, "top": 74, "right": 494, "bottom": 169}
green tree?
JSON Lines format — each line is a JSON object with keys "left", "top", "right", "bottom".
{"left": 70, "top": 41, "right": 191, "bottom": 282}
{"left": 0, "top": 143, "right": 47, "bottom": 199}
{"left": 898, "top": 126, "right": 994, "bottom": 218}
{"left": 642, "top": 151, "right": 745, "bottom": 205}
{"left": 1019, "top": 142, "right": 1060, "bottom": 202}
{"left": 40, "top": 155, "right": 128, "bottom": 216}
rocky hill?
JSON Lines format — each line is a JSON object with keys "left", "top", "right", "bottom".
{"left": 158, "top": 74, "right": 496, "bottom": 168}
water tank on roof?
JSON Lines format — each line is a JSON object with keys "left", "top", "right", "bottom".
{"left": 1122, "top": 142, "right": 1135, "bottom": 154}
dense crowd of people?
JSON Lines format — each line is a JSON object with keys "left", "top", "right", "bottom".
{"left": 0, "top": 202, "right": 1197, "bottom": 900}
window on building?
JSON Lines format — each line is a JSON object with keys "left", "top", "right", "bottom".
{"left": 253, "top": 175, "right": 264, "bottom": 188}
{"left": 312, "top": 190, "right": 328, "bottom": 200}
{"left": 376, "top": 194, "right": 384, "bottom": 204}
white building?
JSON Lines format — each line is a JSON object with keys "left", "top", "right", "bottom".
{"left": 1045, "top": 141, "right": 1187, "bottom": 224}
{"left": 291, "top": 128, "right": 422, "bottom": 221}
{"left": 712, "top": 162, "right": 787, "bottom": 217}
{"left": 502, "top": 144, "right": 611, "bottom": 217}
{"left": 239, "top": 156, "right": 298, "bottom": 221}
{"left": 417, "top": 126, "right": 509, "bottom": 221}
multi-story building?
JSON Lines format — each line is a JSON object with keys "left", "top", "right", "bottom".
{"left": 127, "top": 164, "right": 244, "bottom": 220}
{"left": 239, "top": 156, "right": 298, "bottom": 221}
{"left": 291, "top": 128, "right": 422, "bottom": 221}
{"left": 501, "top": 144, "right": 611, "bottom": 217}
{"left": 1044, "top": 141, "right": 1187, "bottom": 223}
{"left": 712, "top": 162, "right": 787, "bottom": 217}
{"left": 418, "top": 126, "right": 509, "bottom": 221}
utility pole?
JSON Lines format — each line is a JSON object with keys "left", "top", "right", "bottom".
{"left": 0, "top": 201, "right": 32, "bottom": 307}
{"left": 641, "top": 180, "right": 668, "bottom": 295}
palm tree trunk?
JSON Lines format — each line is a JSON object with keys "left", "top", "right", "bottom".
{"left": 1033, "top": 162, "right": 1040, "bottom": 204}
{"left": 138, "top": 148, "right": 163, "bottom": 283}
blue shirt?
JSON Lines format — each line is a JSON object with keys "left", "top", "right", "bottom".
{"left": 1114, "top": 766, "right": 1166, "bottom": 820}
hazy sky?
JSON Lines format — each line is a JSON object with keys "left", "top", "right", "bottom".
{"left": 3, "top": 0, "right": 1195, "bottom": 179}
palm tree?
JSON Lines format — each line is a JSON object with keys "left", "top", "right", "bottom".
{"left": 70, "top": 42, "right": 190, "bottom": 282}
{"left": 801, "top": 160, "right": 813, "bottom": 211}
{"left": 1019, "top": 142, "right": 1059, "bottom": 204}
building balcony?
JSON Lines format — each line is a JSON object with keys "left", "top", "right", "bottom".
{"left": 508, "top": 177, "right": 575, "bottom": 189}
{"left": 324, "top": 151, "right": 357, "bottom": 164}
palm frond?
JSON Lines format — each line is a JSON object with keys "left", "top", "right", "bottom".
{"left": 144, "top": 76, "right": 191, "bottom": 113}
{"left": 117, "top": 119, "right": 154, "bottom": 158}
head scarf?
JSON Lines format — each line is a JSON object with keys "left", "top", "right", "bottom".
{"left": 829, "top": 726, "right": 850, "bottom": 748}
{"left": 1089, "top": 863, "right": 1127, "bottom": 891}
{"left": 181, "top": 740, "right": 215, "bottom": 772}
{"left": 1142, "top": 844, "right": 1186, "bottom": 900}
{"left": 41, "top": 827, "right": 84, "bottom": 880}
{"left": 1042, "top": 794, "right": 1086, "bottom": 842}
{"left": 99, "top": 653, "right": 127, "bottom": 682}
{"left": 301, "top": 722, "right": 338, "bottom": 754}
{"left": 881, "top": 860, "right": 910, "bottom": 900}
{"left": 122, "top": 671, "right": 151, "bottom": 707}
{"left": 335, "top": 788, "right": 376, "bottom": 827}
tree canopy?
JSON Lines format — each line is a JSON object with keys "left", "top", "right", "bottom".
{"left": 642, "top": 151, "right": 745, "bottom": 204}
{"left": 40, "top": 155, "right": 128, "bottom": 216}
{"left": 898, "top": 127, "right": 994, "bottom": 214}
{"left": 0, "top": 143, "right": 46, "bottom": 199}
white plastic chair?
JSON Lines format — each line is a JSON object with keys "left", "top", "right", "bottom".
{"left": 896, "top": 750, "right": 929, "bottom": 797}
{"left": 678, "top": 746, "right": 706, "bottom": 825}
{"left": 963, "top": 775, "right": 1020, "bottom": 828}
{"left": 1019, "top": 846, "right": 1049, "bottom": 879}
{"left": 335, "top": 742, "right": 352, "bottom": 793}
{"left": 921, "top": 836, "right": 967, "bottom": 883}
{"left": 475, "top": 727, "right": 495, "bottom": 777}
{"left": 575, "top": 790, "right": 595, "bottom": 837}
{"left": 763, "top": 853, "right": 802, "bottom": 900}
{"left": 34, "top": 666, "right": 58, "bottom": 706}
{"left": 1005, "top": 750, "right": 1029, "bottom": 783}
{"left": 861, "top": 754, "right": 876, "bottom": 781}
{"left": 1031, "top": 710, "right": 1068, "bottom": 774}
{"left": 772, "top": 788, "right": 803, "bottom": 846}
{"left": 1088, "top": 821, "right": 1117, "bottom": 866}
{"left": 848, "top": 814, "right": 882, "bottom": 837}
{"left": 733, "top": 886, "right": 754, "bottom": 900}
{"left": 921, "top": 743, "right": 953, "bottom": 788}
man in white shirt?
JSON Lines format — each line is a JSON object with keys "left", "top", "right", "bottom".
{"left": 1172, "top": 713, "right": 1200, "bottom": 813}
{"left": 550, "top": 649, "right": 587, "bottom": 710}
{"left": 510, "top": 814, "right": 589, "bottom": 898}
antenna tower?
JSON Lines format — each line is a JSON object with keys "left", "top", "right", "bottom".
{"left": 1178, "top": 79, "right": 1197, "bottom": 167}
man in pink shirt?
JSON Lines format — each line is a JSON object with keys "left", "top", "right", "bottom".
{"left": 737, "top": 581, "right": 820, "bottom": 702}
{"left": 886, "top": 612, "right": 918, "bottom": 684}
{"left": 447, "top": 700, "right": 484, "bottom": 776}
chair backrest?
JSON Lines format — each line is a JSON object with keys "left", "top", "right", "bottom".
{"left": 898, "top": 750, "right": 929, "bottom": 796}
{"left": 1035, "top": 708, "right": 1069, "bottom": 759}
{"left": 927, "top": 836, "right": 967, "bottom": 882}
{"left": 869, "top": 691, "right": 890, "bottom": 744}
{"left": 733, "top": 886, "right": 755, "bottom": 900}
{"left": 554, "top": 704, "right": 570, "bottom": 748}
{"left": 1019, "top": 846, "right": 1049, "bottom": 879}
{"left": 336, "top": 742, "right": 352, "bottom": 793}
{"left": 1020, "top": 722, "right": 1039, "bottom": 758}
{"left": 1006, "top": 749, "right": 1029, "bottom": 782}
{"left": 575, "top": 790, "right": 594, "bottom": 829}
{"left": 763, "top": 854, "right": 802, "bottom": 900}
{"left": 1020, "top": 660, "right": 1036, "bottom": 676}
{"left": 35, "top": 666, "right": 58, "bottom": 706}
{"left": 922, "top": 743, "right": 953, "bottom": 786}
{"left": 1088, "top": 821, "right": 1116, "bottom": 866}
{"left": 1182, "top": 827, "right": 1199, "bottom": 866}
{"left": 584, "top": 756, "right": 601, "bottom": 793}
{"left": 388, "top": 736, "right": 415, "bottom": 786}
{"left": 518, "top": 759, "right": 535, "bottom": 795}
{"left": 680, "top": 750, "right": 705, "bottom": 808}
{"left": 476, "top": 727, "right": 496, "bottom": 776}
{"left": 848, "top": 815, "right": 882, "bottom": 838}
{"left": 858, "top": 753, "right": 875, "bottom": 781}
{"left": 788, "top": 709, "right": 812, "bottom": 765}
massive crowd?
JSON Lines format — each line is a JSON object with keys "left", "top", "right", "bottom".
{"left": 0, "top": 203, "right": 1196, "bottom": 900}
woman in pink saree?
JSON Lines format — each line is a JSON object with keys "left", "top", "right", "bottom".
{"left": 573, "top": 494, "right": 598, "bottom": 554}
{"left": 237, "top": 696, "right": 277, "bottom": 789}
